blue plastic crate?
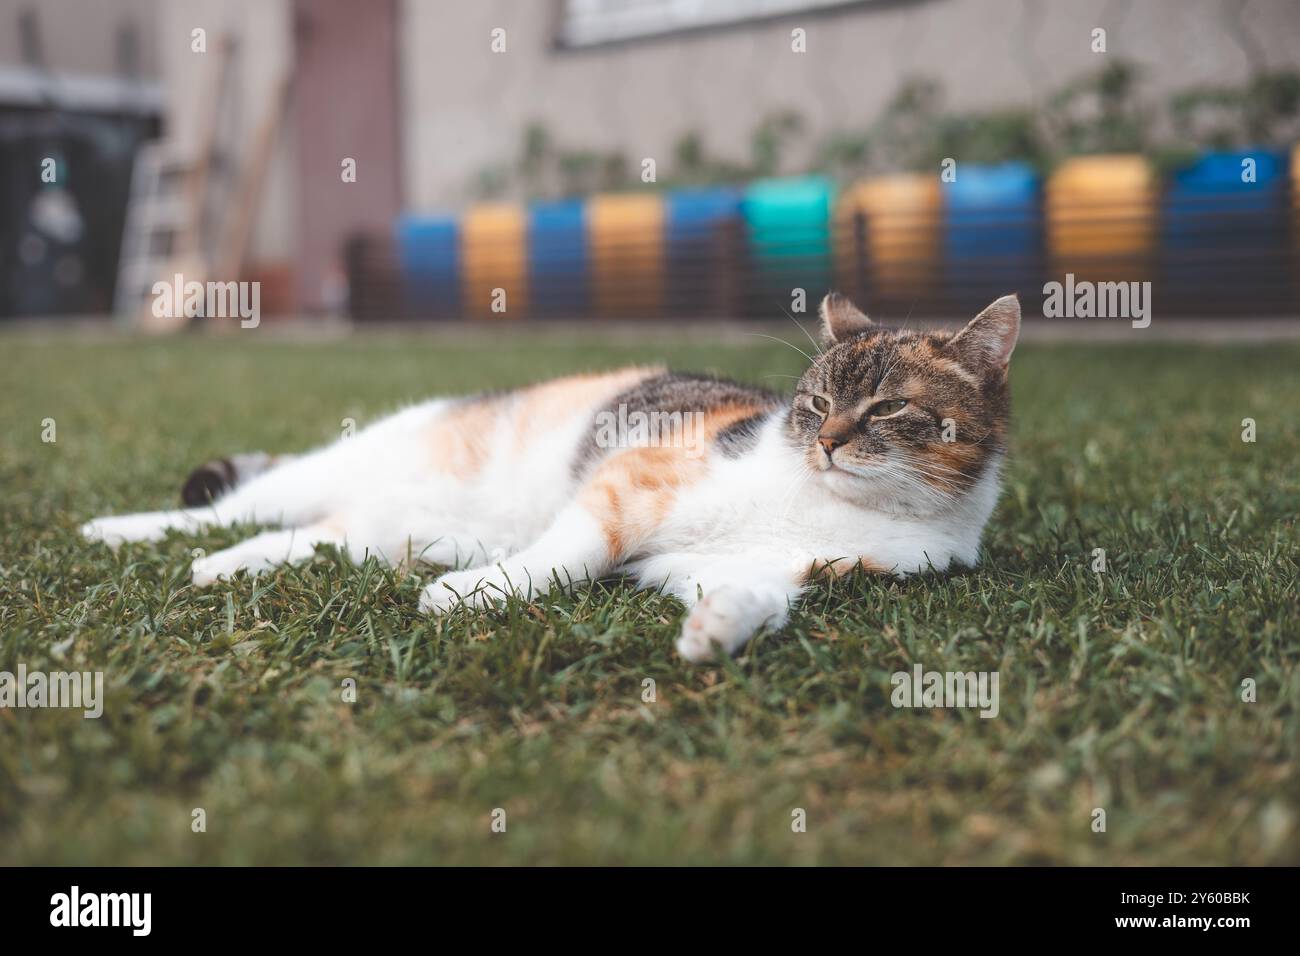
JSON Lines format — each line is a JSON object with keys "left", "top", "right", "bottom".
{"left": 527, "top": 198, "right": 589, "bottom": 318}
{"left": 665, "top": 187, "right": 743, "bottom": 314}
{"left": 742, "top": 176, "right": 835, "bottom": 311}
{"left": 1160, "top": 148, "right": 1290, "bottom": 304}
{"left": 396, "top": 215, "right": 460, "bottom": 318}
{"left": 943, "top": 161, "right": 1042, "bottom": 302}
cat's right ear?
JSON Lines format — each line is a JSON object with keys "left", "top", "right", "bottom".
{"left": 819, "top": 292, "right": 873, "bottom": 345}
{"left": 949, "top": 294, "right": 1020, "bottom": 373}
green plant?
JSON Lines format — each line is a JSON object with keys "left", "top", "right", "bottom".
{"left": 1044, "top": 59, "right": 1149, "bottom": 159}
{"left": 1169, "top": 70, "right": 1300, "bottom": 150}
{"left": 749, "top": 110, "right": 806, "bottom": 178}
{"left": 474, "top": 63, "right": 1298, "bottom": 199}
{"left": 812, "top": 130, "right": 873, "bottom": 182}
{"left": 933, "top": 108, "right": 1049, "bottom": 172}
{"left": 867, "top": 76, "right": 946, "bottom": 172}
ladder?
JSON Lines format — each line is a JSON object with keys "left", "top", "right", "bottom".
{"left": 112, "top": 143, "right": 192, "bottom": 322}
{"left": 114, "top": 36, "right": 236, "bottom": 329}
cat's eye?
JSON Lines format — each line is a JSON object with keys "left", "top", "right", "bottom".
{"left": 868, "top": 398, "right": 908, "bottom": 417}
{"left": 809, "top": 395, "right": 830, "bottom": 415}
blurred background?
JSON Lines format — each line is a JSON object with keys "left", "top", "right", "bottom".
{"left": 1, "top": 0, "right": 1298, "bottom": 326}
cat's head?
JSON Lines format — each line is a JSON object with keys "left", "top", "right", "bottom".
{"left": 788, "top": 292, "right": 1019, "bottom": 512}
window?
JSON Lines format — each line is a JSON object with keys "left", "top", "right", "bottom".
{"left": 558, "top": 0, "right": 876, "bottom": 48}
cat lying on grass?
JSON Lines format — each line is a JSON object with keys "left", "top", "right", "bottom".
{"left": 82, "top": 292, "right": 1019, "bottom": 662}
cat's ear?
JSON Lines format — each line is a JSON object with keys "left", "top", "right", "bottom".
{"left": 949, "top": 294, "right": 1020, "bottom": 372}
{"left": 819, "top": 292, "right": 873, "bottom": 344}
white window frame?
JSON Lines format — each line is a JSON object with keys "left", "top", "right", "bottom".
{"left": 557, "top": 0, "right": 880, "bottom": 49}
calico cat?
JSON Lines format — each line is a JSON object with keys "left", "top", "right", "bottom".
{"left": 81, "top": 292, "right": 1019, "bottom": 662}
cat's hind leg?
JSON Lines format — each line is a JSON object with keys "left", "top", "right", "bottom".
{"left": 82, "top": 446, "right": 339, "bottom": 547}
{"left": 418, "top": 441, "right": 717, "bottom": 617}
{"left": 419, "top": 504, "right": 609, "bottom": 614}
{"left": 180, "top": 451, "right": 293, "bottom": 507}
{"left": 81, "top": 507, "right": 225, "bottom": 547}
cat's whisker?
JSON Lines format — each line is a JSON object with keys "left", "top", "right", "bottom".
{"left": 745, "top": 332, "right": 816, "bottom": 366}
{"left": 876, "top": 339, "right": 905, "bottom": 392}
{"left": 777, "top": 461, "right": 814, "bottom": 508}
{"left": 887, "top": 448, "right": 967, "bottom": 470}
{"left": 776, "top": 462, "right": 817, "bottom": 519}
{"left": 862, "top": 461, "right": 959, "bottom": 508}
{"left": 884, "top": 459, "right": 962, "bottom": 489}
{"left": 778, "top": 303, "right": 824, "bottom": 356}
{"left": 770, "top": 453, "right": 811, "bottom": 500}
{"left": 887, "top": 452, "right": 968, "bottom": 479}
{"left": 902, "top": 461, "right": 959, "bottom": 475}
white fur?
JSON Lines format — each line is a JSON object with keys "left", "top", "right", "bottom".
{"left": 82, "top": 393, "right": 1002, "bottom": 662}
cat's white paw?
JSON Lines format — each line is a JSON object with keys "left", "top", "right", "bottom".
{"left": 676, "top": 586, "right": 755, "bottom": 663}
{"left": 80, "top": 519, "right": 120, "bottom": 547}
{"left": 419, "top": 566, "right": 521, "bottom": 615}
{"left": 81, "top": 514, "right": 168, "bottom": 548}
{"left": 191, "top": 552, "right": 246, "bottom": 587}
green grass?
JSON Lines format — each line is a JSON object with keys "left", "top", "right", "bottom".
{"left": 1, "top": 329, "right": 1297, "bottom": 865}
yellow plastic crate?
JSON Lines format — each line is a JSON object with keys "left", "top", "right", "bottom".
{"left": 836, "top": 175, "right": 941, "bottom": 301}
{"left": 461, "top": 203, "right": 528, "bottom": 318}
{"left": 1046, "top": 155, "right": 1155, "bottom": 281}
{"left": 589, "top": 194, "right": 664, "bottom": 317}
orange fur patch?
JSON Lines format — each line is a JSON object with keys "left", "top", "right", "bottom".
{"left": 578, "top": 399, "right": 773, "bottom": 559}
{"left": 699, "top": 401, "right": 773, "bottom": 441}
{"left": 427, "top": 396, "right": 504, "bottom": 478}
{"left": 926, "top": 426, "right": 987, "bottom": 490}
{"left": 510, "top": 367, "right": 663, "bottom": 450}
{"left": 580, "top": 445, "right": 695, "bottom": 558}
{"left": 427, "top": 367, "right": 664, "bottom": 477}
{"left": 809, "top": 556, "right": 890, "bottom": 579}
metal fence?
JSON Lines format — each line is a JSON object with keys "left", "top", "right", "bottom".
{"left": 347, "top": 150, "right": 1300, "bottom": 321}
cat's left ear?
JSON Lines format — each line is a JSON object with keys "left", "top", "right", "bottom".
{"left": 949, "top": 294, "right": 1020, "bottom": 373}
{"left": 819, "top": 292, "right": 873, "bottom": 344}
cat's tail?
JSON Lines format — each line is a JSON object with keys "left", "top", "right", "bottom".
{"left": 180, "top": 452, "right": 293, "bottom": 506}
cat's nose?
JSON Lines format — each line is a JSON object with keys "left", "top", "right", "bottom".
{"left": 817, "top": 435, "right": 844, "bottom": 456}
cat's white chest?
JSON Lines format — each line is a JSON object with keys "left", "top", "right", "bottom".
{"left": 655, "top": 421, "right": 996, "bottom": 575}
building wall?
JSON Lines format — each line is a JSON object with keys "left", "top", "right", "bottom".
{"left": 155, "top": 0, "right": 401, "bottom": 311}
{"left": 291, "top": 0, "right": 401, "bottom": 311}
{"left": 0, "top": 0, "right": 159, "bottom": 77}
{"left": 398, "top": 0, "right": 1300, "bottom": 212}
{"left": 157, "top": 0, "right": 296, "bottom": 263}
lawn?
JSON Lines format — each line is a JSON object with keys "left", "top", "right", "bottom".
{"left": 0, "top": 328, "right": 1297, "bottom": 865}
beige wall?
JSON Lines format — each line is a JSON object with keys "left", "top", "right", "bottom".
{"left": 10, "top": 0, "right": 1299, "bottom": 288}
{"left": 157, "top": 0, "right": 296, "bottom": 261}
{"left": 399, "top": 0, "right": 1300, "bottom": 212}
{"left": 0, "top": 0, "right": 294, "bottom": 260}
{"left": 0, "top": 0, "right": 160, "bottom": 75}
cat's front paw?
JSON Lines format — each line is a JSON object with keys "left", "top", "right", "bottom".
{"left": 676, "top": 586, "right": 756, "bottom": 663}
{"left": 419, "top": 565, "right": 522, "bottom": 615}
{"left": 190, "top": 551, "right": 253, "bottom": 587}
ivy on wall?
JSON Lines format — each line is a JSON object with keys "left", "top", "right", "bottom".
{"left": 471, "top": 61, "right": 1300, "bottom": 200}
